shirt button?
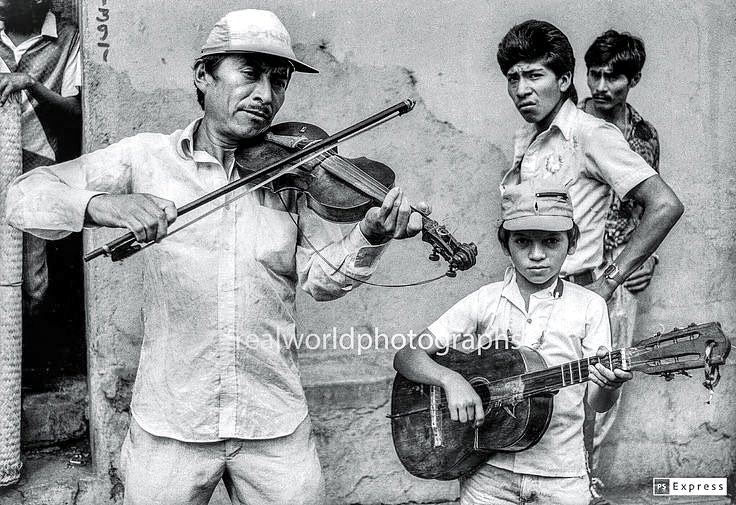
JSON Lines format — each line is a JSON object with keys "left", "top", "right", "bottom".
{"left": 526, "top": 318, "right": 532, "bottom": 324}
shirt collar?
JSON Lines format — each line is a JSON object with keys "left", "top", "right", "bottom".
{"left": 176, "top": 117, "right": 237, "bottom": 177}
{"left": 547, "top": 98, "right": 577, "bottom": 141}
{"left": 501, "top": 267, "right": 563, "bottom": 308}
{"left": 515, "top": 98, "right": 576, "bottom": 148}
{"left": 176, "top": 118, "right": 202, "bottom": 159}
{"left": 40, "top": 11, "right": 57, "bottom": 38}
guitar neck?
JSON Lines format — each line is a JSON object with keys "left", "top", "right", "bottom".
{"left": 518, "top": 349, "right": 626, "bottom": 399}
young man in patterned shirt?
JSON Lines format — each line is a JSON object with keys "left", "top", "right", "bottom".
{"left": 580, "top": 30, "right": 661, "bottom": 503}
{"left": 0, "top": 0, "right": 81, "bottom": 314}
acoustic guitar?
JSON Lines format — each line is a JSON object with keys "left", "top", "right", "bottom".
{"left": 389, "top": 322, "right": 730, "bottom": 480}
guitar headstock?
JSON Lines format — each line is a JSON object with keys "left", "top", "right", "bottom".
{"left": 629, "top": 323, "right": 731, "bottom": 381}
{"left": 420, "top": 215, "right": 477, "bottom": 277}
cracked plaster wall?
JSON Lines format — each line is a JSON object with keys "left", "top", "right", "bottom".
{"left": 77, "top": 0, "right": 736, "bottom": 503}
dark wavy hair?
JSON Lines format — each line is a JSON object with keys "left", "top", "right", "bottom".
{"left": 584, "top": 30, "right": 646, "bottom": 81}
{"left": 497, "top": 20, "right": 578, "bottom": 104}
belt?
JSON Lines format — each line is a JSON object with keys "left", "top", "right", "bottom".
{"left": 562, "top": 269, "right": 595, "bottom": 287}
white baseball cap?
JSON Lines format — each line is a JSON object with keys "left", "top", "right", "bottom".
{"left": 200, "top": 9, "right": 319, "bottom": 73}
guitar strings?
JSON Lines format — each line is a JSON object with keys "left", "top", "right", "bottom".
{"left": 426, "top": 351, "right": 627, "bottom": 411}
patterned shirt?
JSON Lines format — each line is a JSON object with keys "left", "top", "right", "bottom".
{"left": 0, "top": 12, "right": 82, "bottom": 302}
{"left": 6, "top": 119, "right": 388, "bottom": 441}
{"left": 580, "top": 98, "right": 660, "bottom": 254}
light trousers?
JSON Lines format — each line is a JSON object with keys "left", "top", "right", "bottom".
{"left": 120, "top": 416, "right": 324, "bottom": 505}
{"left": 460, "top": 464, "right": 591, "bottom": 505}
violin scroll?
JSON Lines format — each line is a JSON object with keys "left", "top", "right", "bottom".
{"left": 421, "top": 216, "right": 477, "bottom": 277}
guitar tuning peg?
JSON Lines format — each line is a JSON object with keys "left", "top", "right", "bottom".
{"left": 679, "top": 370, "right": 692, "bottom": 378}
{"left": 446, "top": 264, "right": 457, "bottom": 278}
{"left": 428, "top": 247, "right": 440, "bottom": 262}
{"left": 662, "top": 372, "right": 674, "bottom": 381}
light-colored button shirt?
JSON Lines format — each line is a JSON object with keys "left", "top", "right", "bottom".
{"left": 501, "top": 99, "right": 656, "bottom": 276}
{"left": 428, "top": 268, "right": 610, "bottom": 477}
{"left": 6, "top": 119, "right": 388, "bottom": 441}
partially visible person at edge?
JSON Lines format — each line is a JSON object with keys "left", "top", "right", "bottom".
{"left": 0, "top": 0, "right": 81, "bottom": 314}
{"left": 6, "top": 9, "right": 435, "bottom": 505}
{"left": 580, "top": 29, "right": 662, "bottom": 503}
{"left": 497, "top": 19, "right": 683, "bottom": 503}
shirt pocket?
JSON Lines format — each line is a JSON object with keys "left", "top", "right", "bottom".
{"left": 254, "top": 205, "right": 299, "bottom": 275}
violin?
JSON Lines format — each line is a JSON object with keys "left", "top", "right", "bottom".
{"left": 236, "top": 122, "right": 478, "bottom": 277}
{"left": 85, "top": 99, "right": 477, "bottom": 277}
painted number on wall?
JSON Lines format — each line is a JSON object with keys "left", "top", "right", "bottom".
{"left": 96, "top": 0, "right": 110, "bottom": 62}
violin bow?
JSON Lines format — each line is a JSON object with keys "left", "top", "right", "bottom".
{"left": 84, "top": 99, "right": 416, "bottom": 262}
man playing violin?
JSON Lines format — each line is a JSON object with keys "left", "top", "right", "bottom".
{"left": 6, "top": 9, "right": 428, "bottom": 505}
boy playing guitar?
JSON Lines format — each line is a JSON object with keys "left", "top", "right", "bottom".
{"left": 394, "top": 180, "right": 632, "bottom": 505}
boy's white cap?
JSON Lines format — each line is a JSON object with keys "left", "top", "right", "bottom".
{"left": 200, "top": 9, "right": 319, "bottom": 73}
{"left": 501, "top": 180, "right": 574, "bottom": 231}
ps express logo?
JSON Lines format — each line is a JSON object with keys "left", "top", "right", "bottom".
{"left": 653, "top": 478, "right": 727, "bottom": 496}
{"left": 652, "top": 478, "right": 670, "bottom": 495}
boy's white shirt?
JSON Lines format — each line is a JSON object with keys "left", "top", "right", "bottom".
{"left": 428, "top": 266, "right": 611, "bottom": 477}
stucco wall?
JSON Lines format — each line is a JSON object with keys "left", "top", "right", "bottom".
{"left": 79, "top": 0, "right": 736, "bottom": 502}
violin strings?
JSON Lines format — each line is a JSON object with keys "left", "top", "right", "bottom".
{"left": 313, "top": 151, "right": 391, "bottom": 202}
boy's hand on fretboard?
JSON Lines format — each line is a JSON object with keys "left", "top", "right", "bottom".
{"left": 589, "top": 346, "right": 633, "bottom": 390}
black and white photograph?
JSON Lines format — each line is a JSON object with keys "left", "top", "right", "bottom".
{"left": 0, "top": 1, "right": 733, "bottom": 504}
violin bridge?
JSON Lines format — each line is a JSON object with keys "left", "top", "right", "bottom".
{"left": 430, "top": 386, "right": 444, "bottom": 447}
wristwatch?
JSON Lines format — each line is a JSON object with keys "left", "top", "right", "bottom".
{"left": 603, "top": 263, "right": 626, "bottom": 285}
